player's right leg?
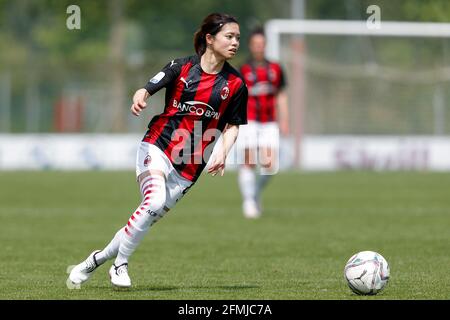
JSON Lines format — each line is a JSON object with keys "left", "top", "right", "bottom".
{"left": 236, "top": 121, "right": 260, "bottom": 218}
{"left": 106, "top": 143, "right": 170, "bottom": 288}
{"left": 69, "top": 250, "right": 102, "bottom": 285}
{"left": 68, "top": 142, "right": 169, "bottom": 288}
{"left": 239, "top": 149, "right": 260, "bottom": 219}
{"left": 107, "top": 144, "right": 193, "bottom": 288}
{"left": 108, "top": 169, "right": 167, "bottom": 288}
{"left": 68, "top": 172, "right": 166, "bottom": 288}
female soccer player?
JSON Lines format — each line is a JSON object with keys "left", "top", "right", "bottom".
{"left": 69, "top": 13, "right": 247, "bottom": 288}
{"left": 237, "top": 27, "right": 289, "bottom": 219}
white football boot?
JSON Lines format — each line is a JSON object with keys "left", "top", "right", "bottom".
{"left": 109, "top": 263, "right": 131, "bottom": 288}
{"left": 69, "top": 250, "right": 101, "bottom": 285}
{"left": 243, "top": 200, "right": 261, "bottom": 219}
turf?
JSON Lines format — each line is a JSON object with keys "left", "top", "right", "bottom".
{"left": 0, "top": 171, "right": 449, "bottom": 299}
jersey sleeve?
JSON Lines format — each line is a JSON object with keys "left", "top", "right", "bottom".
{"left": 226, "top": 82, "right": 248, "bottom": 125}
{"left": 144, "top": 58, "right": 183, "bottom": 95}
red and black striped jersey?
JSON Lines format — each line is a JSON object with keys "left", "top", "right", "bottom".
{"left": 142, "top": 55, "right": 248, "bottom": 182}
{"left": 239, "top": 59, "right": 285, "bottom": 123}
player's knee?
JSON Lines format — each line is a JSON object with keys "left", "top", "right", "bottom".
{"left": 242, "top": 163, "right": 257, "bottom": 170}
{"left": 260, "top": 158, "right": 278, "bottom": 175}
{"left": 138, "top": 175, "right": 167, "bottom": 224}
{"left": 259, "top": 150, "right": 278, "bottom": 171}
{"left": 140, "top": 188, "right": 166, "bottom": 215}
{"left": 260, "top": 160, "right": 273, "bottom": 169}
{"left": 133, "top": 194, "right": 166, "bottom": 229}
{"left": 148, "top": 195, "right": 166, "bottom": 215}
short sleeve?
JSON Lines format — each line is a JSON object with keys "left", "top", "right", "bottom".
{"left": 226, "top": 82, "right": 248, "bottom": 125}
{"left": 144, "top": 58, "right": 183, "bottom": 95}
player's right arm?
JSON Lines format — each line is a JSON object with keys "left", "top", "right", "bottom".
{"left": 131, "top": 88, "right": 150, "bottom": 116}
{"left": 131, "top": 58, "right": 184, "bottom": 116}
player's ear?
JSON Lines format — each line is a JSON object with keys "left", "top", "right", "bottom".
{"left": 205, "top": 33, "right": 214, "bottom": 46}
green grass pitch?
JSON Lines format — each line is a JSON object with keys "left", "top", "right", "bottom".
{"left": 0, "top": 171, "right": 449, "bottom": 299}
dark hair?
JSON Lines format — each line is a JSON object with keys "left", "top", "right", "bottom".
{"left": 248, "top": 26, "right": 265, "bottom": 43}
{"left": 194, "top": 13, "right": 239, "bottom": 56}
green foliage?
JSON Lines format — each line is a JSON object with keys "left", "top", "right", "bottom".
{"left": 2, "top": 0, "right": 450, "bottom": 68}
{"left": 307, "top": 0, "right": 450, "bottom": 21}
{"left": 2, "top": 0, "right": 450, "bottom": 132}
{"left": 0, "top": 0, "right": 286, "bottom": 69}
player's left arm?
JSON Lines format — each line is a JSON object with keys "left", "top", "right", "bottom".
{"left": 208, "top": 81, "right": 248, "bottom": 177}
{"left": 208, "top": 124, "right": 239, "bottom": 176}
{"left": 276, "top": 65, "right": 289, "bottom": 136}
{"left": 277, "top": 89, "right": 289, "bottom": 136}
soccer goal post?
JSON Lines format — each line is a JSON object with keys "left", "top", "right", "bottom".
{"left": 265, "top": 20, "right": 450, "bottom": 170}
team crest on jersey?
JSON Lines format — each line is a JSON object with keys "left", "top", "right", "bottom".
{"left": 220, "top": 86, "right": 230, "bottom": 100}
{"left": 144, "top": 155, "right": 152, "bottom": 167}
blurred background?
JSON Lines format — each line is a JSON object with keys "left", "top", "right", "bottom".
{"left": 1, "top": 0, "right": 450, "bottom": 171}
{"left": 2, "top": 1, "right": 450, "bottom": 301}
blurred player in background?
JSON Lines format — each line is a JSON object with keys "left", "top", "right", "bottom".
{"left": 68, "top": 13, "right": 247, "bottom": 288}
{"left": 237, "top": 27, "right": 289, "bottom": 219}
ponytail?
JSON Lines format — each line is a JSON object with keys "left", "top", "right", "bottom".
{"left": 193, "top": 13, "right": 238, "bottom": 57}
{"left": 194, "top": 29, "right": 206, "bottom": 56}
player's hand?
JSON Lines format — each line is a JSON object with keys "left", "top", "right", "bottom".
{"left": 207, "top": 153, "right": 226, "bottom": 177}
{"left": 131, "top": 88, "right": 149, "bottom": 116}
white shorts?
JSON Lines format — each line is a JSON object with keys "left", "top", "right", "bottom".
{"left": 236, "top": 121, "right": 280, "bottom": 150}
{"left": 136, "top": 142, "right": 193, "bottom": 209}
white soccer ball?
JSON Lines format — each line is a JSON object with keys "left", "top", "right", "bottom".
{"left": 344, "top": 251, "right": 390, "bottom": 295}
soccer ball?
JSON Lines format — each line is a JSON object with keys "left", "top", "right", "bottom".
{"left": 344, "top": 251, "right": 390, "bottom": 295}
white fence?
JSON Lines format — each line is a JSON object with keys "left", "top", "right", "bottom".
{"left": 1, "top": 134, "right": 450, "bottom": 171}
{"left": 302, "top": 136, "right": 450, "bottom": 171}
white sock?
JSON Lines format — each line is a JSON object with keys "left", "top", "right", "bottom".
{"left": 113, "top": 175, "right": 167, "bottom": 266}
{"left": 95, "top": 227, "right": 125, "bottom": 265}
{"left": 238, "top": 166, "right": 256, "bottom": 203}
{"left": 256, "top": 173, "right": 272, "bottom": 202}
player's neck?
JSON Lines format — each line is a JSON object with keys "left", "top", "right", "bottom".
{"left": 252, "top": 56, "right": 266, "bottom": 65}
{"left": 200, "top": 52, "right": 225, "bottom": 74}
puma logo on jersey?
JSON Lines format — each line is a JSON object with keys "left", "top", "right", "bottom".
{"left": 180, "top": 77, "right": 193, "bottom": 88}
{"left": 170, "top": 60, "right": 177, "bottom": 67}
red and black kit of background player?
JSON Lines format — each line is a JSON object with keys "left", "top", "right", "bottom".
{"left": 142, "top": 54, "right": 248, "bottom": 183}
{"left": 239, "top": 59, "right": 285, "bottom": 123}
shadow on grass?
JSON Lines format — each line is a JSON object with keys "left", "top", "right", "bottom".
{"left": 117, "top": 284, "right": 260, "bottom": 293}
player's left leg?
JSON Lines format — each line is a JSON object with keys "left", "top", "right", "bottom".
{"left": 256, "top": 146, "right": 278, "bottom": 201}
{"left": 255, "top": 122, "right": 280, "bottom": 213}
